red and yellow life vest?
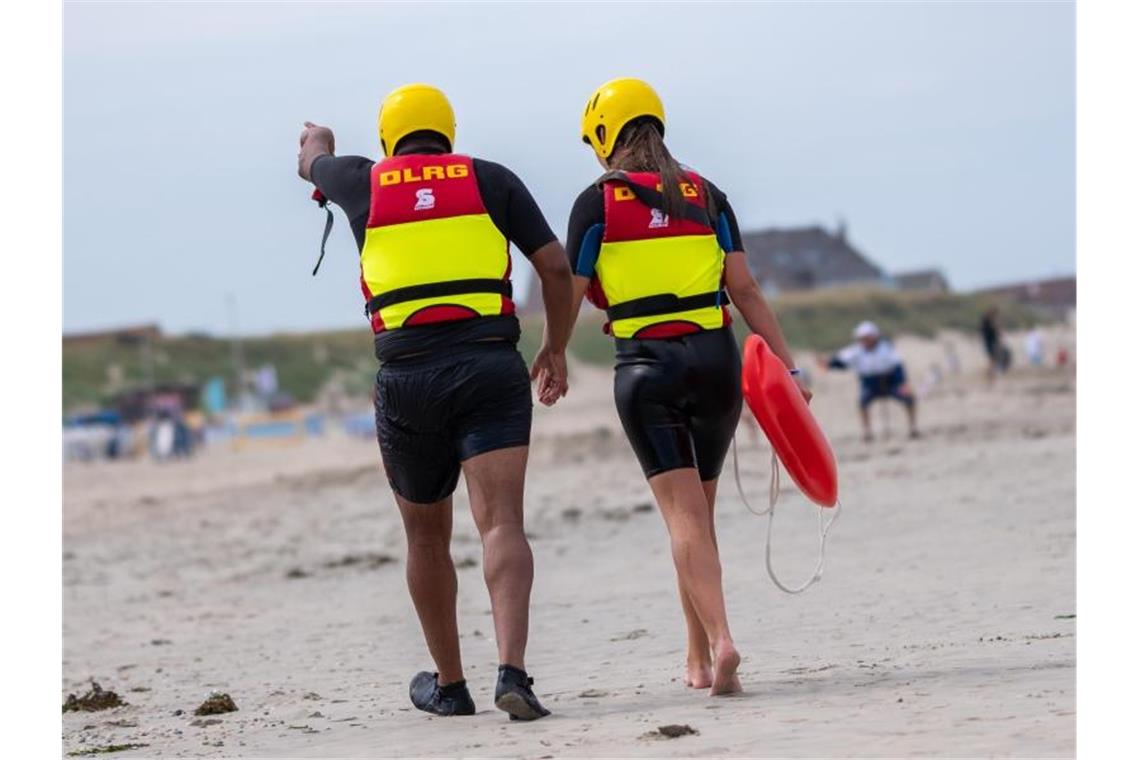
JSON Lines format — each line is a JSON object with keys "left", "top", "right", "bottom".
{"left": 592, "top": 170, "right": 729, "bottom": 339}
{"left": 360, "top": 154, "right": 514, "bottom": 333}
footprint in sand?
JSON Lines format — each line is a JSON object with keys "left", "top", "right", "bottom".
{"left": 610, "top": 628, "right": 649, "bottom": 642}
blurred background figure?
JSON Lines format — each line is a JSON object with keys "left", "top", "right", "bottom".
{"left": 150, "top": 409, "right": 176, "bottom": 461}
{"left": 1025, "top": 327, "right": 1045, "bottom": 367}
{"left": 820, "top": 321, "right": 919, "bottom": 442}
{"left": 981, "top": 306, "right": 1012, "bottom": 382}
{"left": 148, "top": 395, "right": 195, "bottom": 461}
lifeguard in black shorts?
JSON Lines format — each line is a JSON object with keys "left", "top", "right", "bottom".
{"left": 557, "top": 78, "right": 811, "bottom": 696}
{"left": 297, "top": 83, "right": 573, "bottom": 720}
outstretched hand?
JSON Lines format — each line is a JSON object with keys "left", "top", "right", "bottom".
{"left": 530, "top": 344, "right": 568, "bottom": 407}
{"left": 299, "top": 121, "right": 334, "bottom": 150}
{"left": 298, "top": 122, "right": 335, "bottom": 180}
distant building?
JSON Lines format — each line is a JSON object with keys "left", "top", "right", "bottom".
{"left": 739, "top": 222, "right": 886, "bottom": 294}
{"left": 63, "top": 323, "right": 162, "bottom": 347}
{"left": 893, "top": 268, "right": 951, "bottom": 293}
{"left": 973, "top": 276, "right": 1076, "bottom": 316}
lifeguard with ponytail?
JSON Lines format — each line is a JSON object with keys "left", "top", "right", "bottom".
{"left": 556, "top": 78, "right": 811, "bottom": 696}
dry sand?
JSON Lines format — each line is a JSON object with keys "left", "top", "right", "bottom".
{"left": 63, "top": 327, "right": 1075, "bottom": 758}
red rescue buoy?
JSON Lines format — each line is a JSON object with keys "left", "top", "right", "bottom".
{"left": 741, "top": 335, "right": 838, "bottom": 507}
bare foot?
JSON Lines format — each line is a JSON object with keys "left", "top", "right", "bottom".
{"left": 684, "top": 661, "right": 713, "bottom": 689}
{"left": 710, "top": 643, "right": 742, "bottom": 696}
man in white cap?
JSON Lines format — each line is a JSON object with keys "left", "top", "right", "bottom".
{"left": 823, "top": 321, "right": 919, "bottom": 442}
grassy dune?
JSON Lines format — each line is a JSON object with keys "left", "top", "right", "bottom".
{"left": 63, "top": 288, "right": 1047, "bottom": 412}
{"left": 744, "top": 286, "right": 1043, "bottom": 350}
{"left": 533, "top": 286, "right": 1046, "bottom": 367}
{"left": 62, "top": 331, "right": 377, "bottom": 413}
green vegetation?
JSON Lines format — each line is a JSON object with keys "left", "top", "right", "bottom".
{"left": 62, "top": 330, "right": 376, "bottom": 412}
{"left": 63, "top": 288, "right": 1049, "bottom": 413}
{"left": 744, "top": 286, "right": 1046, "bottom": 351}
{"left": 533, "top": 286, "right": 1049, "bottom": 364}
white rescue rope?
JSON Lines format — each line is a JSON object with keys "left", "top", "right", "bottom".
{"left": 731, "top": 435, "right": 841, "bottom": 594}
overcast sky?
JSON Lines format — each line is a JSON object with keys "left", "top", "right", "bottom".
{"left": 64, "top": 1, "right": 1074, "bottom": 336}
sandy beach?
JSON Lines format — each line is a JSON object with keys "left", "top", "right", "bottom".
{"left": 62, "top": 327, "right": 1075, "bottom": 758}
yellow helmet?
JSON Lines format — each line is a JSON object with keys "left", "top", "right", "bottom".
{"left": 377, "top": 83, "right": 456, "bottom": 157}
{"left": 580, "top": 78, "right": 665, "bottom": 159}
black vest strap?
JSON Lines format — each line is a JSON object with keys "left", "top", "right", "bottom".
{"left": 312, "top": 205, "right": 334, "bottom": 276}
{"left": 607, "top": 172, "right": 714, "bottom": 228}
{"left": 366, "top": 278, "right": 512, "bottom": 316}
{"left": 311, "top": 189, "right": 333, "bottom": 276}
{"left": 605, "top": 289, "right": 729, "bottom": 323}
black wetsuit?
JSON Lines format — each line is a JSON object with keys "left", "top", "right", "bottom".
{"left": 980, "top": 315, "right": 1011, "bottom": 371}
{"left": 566, "top": 178, "right": 745, "bottom": 481}
{"left": 311, "top": 150, "right": 557, "bottom": 503}
{"left": 981, "top": 316, "right": 999, "bottom": 359}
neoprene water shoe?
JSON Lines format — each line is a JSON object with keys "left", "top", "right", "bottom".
{"left": 493, "top": 664, "right": 551, "bottom": 721}
{"left": 408, "top": 671, "right": 475, "bottom": 716}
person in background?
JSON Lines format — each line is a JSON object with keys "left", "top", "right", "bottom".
{"left": 150, "top": 409, "right": 176, "bottom": 461}
{"left": 1025, "top": 327, "right": 1045, "bottom": 367}
{"left": 822, "top": 321, "right": 919, "bottom": 442}
{"left": 172, "top": 412, "right": 192, "bottom": 458}
{"left": 981, "top": 306, "right": 1011, "bottom": 381}
{"left": 297, "top": 84, "right": 573, "bottom": 721}
{"left": 184, "top": 409, "right": 206, "bottom": 451}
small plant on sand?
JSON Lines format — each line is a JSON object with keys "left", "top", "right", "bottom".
{"left": 62, "top": 682, "right": 126, "bottom": 713}
{"left": 194, "top": 691, "right": 238, "bottom": 715}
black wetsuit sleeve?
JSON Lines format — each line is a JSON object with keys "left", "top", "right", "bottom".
{"left": 565, "top": 186, "right": 605, "bottom": 276}
{"left": 310, "top": 154, "right": 374, "bottom": 250}
{"left": 472, "top": 159, "right": 557, "bottom": 257}
{"left": 703, "top": 179, "right": 744, "bottom": 252}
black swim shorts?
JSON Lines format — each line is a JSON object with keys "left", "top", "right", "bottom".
{"left": 374, "top": 341, "right": 533, "bottom": 504}
{"left": 859, "top": 366, "right": 914, "bottom": 409}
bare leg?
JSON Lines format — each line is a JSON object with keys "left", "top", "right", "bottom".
{"left": 648, "top": 468, "right": 741, "bottom": 696}
{"left": 679, "top": 479, "right": 720, "bottom": 688}
{"left": 678, "top": 583, "right": 712, "bottom": 688}
{"left": 859, "top": 405, "right": 872, "bottom": 442}
{"left": 904, "top": 399, "right": 919, "bottom": 436}
{"left": 396, "top": 494, "right": 463, "bottom": 685}
{"left": 462, "top": 446, "right": 533, "bottom": 670}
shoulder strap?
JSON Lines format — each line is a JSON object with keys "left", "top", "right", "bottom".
{"left": 604, "top": 171, "right": 713, "bottom": 228}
